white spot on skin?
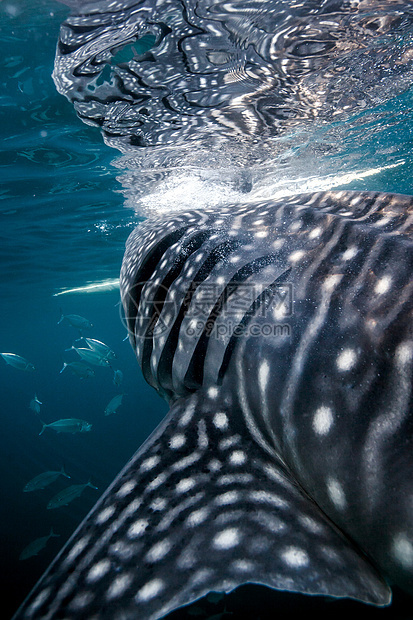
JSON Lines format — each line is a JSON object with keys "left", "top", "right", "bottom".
{"left": 313, "top": 406, "right": 334, "bottom": 435}
{"left": 342, "top": 246, "right": 358, "bottom": 261}
{"left": 396, "top": 341, "right": 413, "bottom": 365}
{"left": 95, "top": 505, "right": 115, "bottom": 524}
{"left": 86, "top": 559, "right": 111, "bottom": 583}
{"left": 375, "top": 275, "right": 392, "bottom": 295}
{"left": 249, "top": 490, "right": 289, "bottom": 509}
{"left": 197, "top": 419, "right": 208, "bottom": 449}
{"left": 146, "top": 539, "right": 172, "bottom": 562}
{"left": 288, "top": 250, "right": 305, "bottom": 263}
{"left": 215, "top": 491, "right": 239, "bottom": 505}
{"left": 323, "top": 274, "right": 342, "bottom": 292}
{"left": 308, "top": 226, "right": 322, "bottom": 239}
{"left": 298, "top": 515, "right": 325, "bottom": 534}
{"left": 189, "top": 568, "right": 215, "bottom": 586}
{"left": 219, "top": 435, "right": 241, "bottom": 450}
{"left": 208, "top": 459, "right": 222, "bottom": 472}
{"left": 171, "top": 451, "right": 201, "bottom": 472}
{"left": 150, "top": 498, "right": 167, "bottom": 511}
{"left": 289, "top": 220, "right": 302, "bottom": 232}
{"left": 106, "top": 573, "right": 133, "bottom": 600}
{"left": 147, "top": 472, "right": 167, "bottom": 491}
{"left": 336, "top": 348, "right": 357, "bottom": 371}
{"left": 392, "top": 533, "right": 413, "bottom": 568}
{"left": 109, "top": 541, "right": 133, "bottom": 561}
{"left": 229, "top": 450, "right": 247, "bottom": 465}
{"left": 213, "top": 528, "right": 240, "bottom": 549}
{"left": 70, "top": 591, "right": 94, "bottom": 610}
{"left": 272, "top": 239, "right": 285, "bottom": 250}
{"left": 258, "top": 360, "right": 270, "bottom": 391}
{"left": 281, "top": 546, "right": 309, "bottom": 568}
{"left": 177, "top": 548, "right": 196, "bottom": 569}
{"left": 140, "top": 455, "right": 160, "bottom": 472}
{"left": 169, "top": 434, "right": 186, "bottom": 449}
{"left": 217, "top": 473, "right": 253, "bottom": 485}
{"left": 178, "top": 402, "right": 196, "bottom": 427}
{"left": 213, "top": 412, "right": 229, "bottom": 430}
{"left": 186, "top": 507, "right": 209, "bottom": 527}
{"left": 373, "top": 216, "right": 391, "bottom": 227}
{"left": 27, "top": 588, "right": 51, "bottom": 615}
{"left": 327, "top": 477, "right": 347, "bottom": 510}
{"left": 123, "top": 498, "right": 141, "bottom": 517}
{"left": 128, "top": 519, "right": 148, "bottom": 539}
{"left": 64, "top": 536, "right": 90, "bottom": 566}
{"left": 136, "top": 578, "right": 164, "bottom": 602}
{"left": 231, "top": 559, "right": 255, "bottom": 572}
{"left": 176, "top": 478, "right": 196, "bottom": 493}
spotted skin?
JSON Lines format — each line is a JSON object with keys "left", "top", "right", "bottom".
{"left": 14, "top": 191, "right": 413, "bottom": 618}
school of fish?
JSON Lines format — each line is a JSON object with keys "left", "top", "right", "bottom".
{"left": 2, "top": 310, "right": 125, "bottom": 564}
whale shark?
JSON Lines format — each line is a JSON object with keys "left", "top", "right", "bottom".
{"left": 13, "top": 0, "right": 413, "bottom": 618}
{"left": 14, "top": 188, "right": 413, "bottom": 618}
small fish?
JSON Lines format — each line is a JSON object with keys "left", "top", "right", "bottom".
{"left": 23, "top": 466, "right": 71, "bottom": 492}
{"left": 29, "top": 394, "right": 42, "bottom": 415}
{"left": 113, "top": 369, "right": 123, "bottom": 386}
{"left": 66, "top": 345, "right": 111, "bottom": 367}
{"left": 39, "top": 418, "right": 92, "bottom": 435}
{"left": 19, "top": 528, "right": 60, "bottom": 561}
{"left": 104, "top": 393, "right": 124, "bottom": 416}
{"left": 0, "top": 353, "right": 35, "bottom": 371}
{"left": 47, "top": 480, "right": 98, "bottom": 510}
{"left": 59, "top": 361, "right": 95, "bottom": 379}
{"left": 58, "top": 310, "right": 93, "bottom": 332}
{"left": 83, "top": 337, "right": 116, "bottom": 361}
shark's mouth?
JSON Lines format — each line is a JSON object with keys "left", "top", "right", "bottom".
{"left": 13, "top": 1, "right": 413, "bottom": 618}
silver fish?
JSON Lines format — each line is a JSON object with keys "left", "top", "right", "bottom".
{"left": 39, "top": 418, "right": 92, "bottom": 435}
{"left": 47, "top": 481, "right": 98, "bottom": 510}
{"left": 60, "top": 361, "right": 95, "bottom": 379}
{"left": 0, "top": 353, "right": 35, "bottom": 372}
{"left": 67, "top": 345, "right": 112, "bottom": 367}
{"left": 104, "top": 393, "right": 124, "bottom": 416}
{"left": 19, "top": 528, "right": 60, "bottom": 561}
{"left": 113, "top": 368, "right": 123, "bottom": 386}
{"left": 58, "top": 311, "right": 93, "bottom": 331}
{"left": 83, "top": 337, "right": 116, "bottom": 361}
{"left": 23, "top": 466, "right": 71, "bottom": 492}
{"left": 29, "top": 394, "right": 42, "bottom": 415}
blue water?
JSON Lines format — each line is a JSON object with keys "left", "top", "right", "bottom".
{"left": 1, "top": 1, "right": 413, "bottom": 618}
{"left": 0, "top": 1, "right": 166, "bottom": 615}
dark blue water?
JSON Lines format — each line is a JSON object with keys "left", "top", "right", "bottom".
{"left": 1, "top": 1, "right": 413, "bottom": 618}
{"left": 0, "top": 1, "right": 166, "bottom": 616}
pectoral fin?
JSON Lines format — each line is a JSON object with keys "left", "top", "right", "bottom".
{"left": 14, "top": 393, "right": 391, "bottom": 619}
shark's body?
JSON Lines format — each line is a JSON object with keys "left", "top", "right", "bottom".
{"left": 13, "top": 0, "right": 413, "bottom": 618}
{"left": 15, "top": 191, "right": 413, "bottom": 618}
